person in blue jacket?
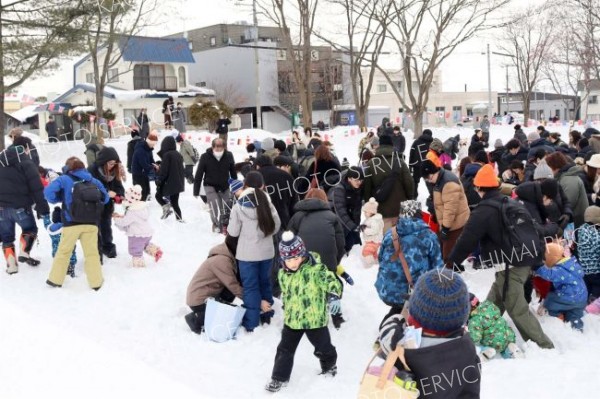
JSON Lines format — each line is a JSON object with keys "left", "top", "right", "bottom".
{"left": 131, "top": 130, "right": 159, "bottom": 200}
{"left": 375, "top": 200, "right": 443, "bottom": 327}
{"left": 44, "top": 157, "right": 109, "bottom": 290}
{"left": 536, "top": 243, "right": 588, "bottom": 331}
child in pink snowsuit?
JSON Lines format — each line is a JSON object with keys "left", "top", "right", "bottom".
{"left": 113, "top": 185, "right": 162, "bottom": 267}
{"left": 360, "top": 197, "right": 384, "bottom": 267}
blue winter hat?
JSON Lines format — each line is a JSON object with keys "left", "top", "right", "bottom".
{"left": 228, "top": 178, "right": 243, "bottom": 195}
{"left": 408, "top": 269, "right": 470, "bottom": 335}
{"left": 279, "top": 231, "right": 307, "bottom": 261}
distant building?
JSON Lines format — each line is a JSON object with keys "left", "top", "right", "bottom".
{"left": 578, "top": 79, "right": 600, "bottom": 121}
{"left": 498, "top": 91, "right": 578, "bottom": 122}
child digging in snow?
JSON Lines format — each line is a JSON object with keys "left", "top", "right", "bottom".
{"left": 113, "top": 185, "right": 162, "bottom": 267}
{"left": 360, "top": 197, "right": 384, "bottom": 267}
{"left": 536, "top": 242, "right": 588, "bottom": 331}
{"left": 265, "top": 232, "right": 341, "bottom": 392}
{"left": 468, "top": 293, "right": 523, "bottom": 360}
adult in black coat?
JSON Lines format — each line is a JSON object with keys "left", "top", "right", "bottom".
{"left": 527, "top": 136, "right": 555, "bottom": 160}
{"left": 193, "top": 138, "right": 237, "bottom": 230}
{"left": 409, "top": 129, "right": 433, "bottom": 198}
{"left": 8, "top": 128, "right": 40, "bottom": 166}
{"left": 256, "top": 155, "right": 298, "bottom": 230}
{"left": 391, "top": 126, "right": 406, "bottom": 156}
{"left": 300, "top": 144, "right": 341, "bottom": 195}
{"left": 513, "top": 124, "right": 528, "bottom": 147}
{"left": 328, "top": 167, "right": 364, "bottom": 253}
{"left": 0, "top": 141, "right": 50, "bottom": 269}
{"left": 131, "top": 133, "right": 158, "bottom": 200}
{"left": 514, "top": 181, "right": 560, "bottom": 239}
{"left": 156, "top": 136, "right": 185, "bottom": 221}
{"left": 288, "top": 196, "right": 345, "bottom": 272}
{"left": 136, "top": 108, "right": 150, "bottom": 139}
{"left": 215, "top": 117, "right": 231, "bottom": 141}
{"left": 126, "top": 130, "right": 142, "bottom": 173}
{"left": 576, "top": 138, "right": 595, "bottom": 160}
{"left": 88, "top": 146, "right": 125, "bottom": 258}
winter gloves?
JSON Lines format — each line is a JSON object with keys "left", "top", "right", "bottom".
{"left": 336, "top": 265, "right": 354, "bottom": 285}
{"left": 327, "top": 294, "right": 341, "bottom": 315}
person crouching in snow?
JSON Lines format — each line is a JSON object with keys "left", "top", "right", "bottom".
{"left": 535, "top": 243, "right": 588, "bottom": 331}
{"left": 265, "top": 232, "right": 341, "bottom": 392}
{"left": 43, "top": 206, "right": 77, "bottom": 278}
{"left": 185, "top": 235, "right": 251, "bottom": 334}
{"left": 468, "top": 293, "right": 522, "bottom": 360}
{"left": 113, "top": 185, "right": 162, "bottom": 267}
{"left": 378, "top": 269, "right": 481, "bottom": 399}
{"left": 360, "top": 197, "right": 384, "bottom": 267}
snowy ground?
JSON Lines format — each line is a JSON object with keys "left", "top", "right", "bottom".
{"left": 1, "top": 123, "right": 600, "bottom": 398}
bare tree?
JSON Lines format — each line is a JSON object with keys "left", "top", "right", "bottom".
{"left": 571, "top": 0, "right": 600, "bottom": 81}
{"left": 80, "top": 0, "right": 159, "bottom": 141}
{"left": 315, "top": 0, "right": 394, "bottom": 130}
{"left": 258, "top": 0, "right": 319, "bottom": 129}
{"left": 0, "top": 0, "right": 90, "bottom": 149}
{"left": 379, "top": 0, "right": 507, "bottom": 137}
{"left": 499, "top": 5, "right": 555, "bottom": 127}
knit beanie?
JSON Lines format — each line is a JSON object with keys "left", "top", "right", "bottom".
{"left": 473, "top": 164, "right": 499, "bottom": 188}
{"left": 362, "top": 197, "right": 379, "bottom": 215}
{"left": 228, "top": 178, "right": 243, "bottom": 195}
{"left": 370, "top": 136, "right": 380, "bottom": 147}
{"left": 408, "top": 269, "right": 470, "bottom": 334}
{"left": 584, "top": 205, "right": 600, "bottom": 224}
{"left": 540, "top": 179, "right": 558, "bottom": 199}
{"left": 533, "top": 161, "right": 554, "bottom": 180}
{"left": 527, "top": 132, "right": 541, "bottom": 142}
{"left": 494, "top": 139, "right": 503, "bottom": 149}
{"left": 125, "top": 185, "right": 143, "bottom": 204}
{"left": 430, "top": 138, "right": 443, "bottom": 153}
{"left": 279, "top": 231, "right": 307, "bottom": 261}
{"left": 244, "top": 171, "right": 264, "bottom": 189}
{"left": 261, "top": 137, "right": 275, "bottom": 151}
{"left": 421, "top": 159, "right": 440, "bottom": 177}
{"left": 400, "top": 200, "right": 421, "bottom": 218}
{"left": 544, "top": 243, "right": 564, "bottom": 267}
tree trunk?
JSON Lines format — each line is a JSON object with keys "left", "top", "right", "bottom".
{"left": 95, "top": 90, "right": 105, "bottom": 144}
{"left": 413, "top": 110, "right": 424, "bottom": 139}
{"left": 523, "top": 97, "right": 530, "bottom": 127}
{"left": 357, "top": 105, "right": 367, "bottom": 132}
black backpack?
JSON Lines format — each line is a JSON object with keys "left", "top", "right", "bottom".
{"left": 479, "top": 196, "right": 544, "bottom": 268}
{"left": 373, "top": 155, "right": 402, "bottom": 203}
{"left": 69, "top": 176, "right": 104, "bottom": 224}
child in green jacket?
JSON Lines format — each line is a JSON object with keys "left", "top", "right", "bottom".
{"left": 468, "top": 293, "right": 523, "bottom": 360}
{"left": 265, "top": 232, "right": 342, "bottom": 392}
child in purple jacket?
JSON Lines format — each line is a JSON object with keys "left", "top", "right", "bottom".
{"left": 113, "top": 185, "right": 162, "bottom": 267}
{"left": 536, "top": 243, "right": 588, "bottom": 331}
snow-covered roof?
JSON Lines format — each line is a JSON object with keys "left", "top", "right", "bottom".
{"left": 9, "top": 104, "right": 40, "bottom": 122}
{"left": 71, "top": 105, "right": 96, "bottom": 113}
{"left": 54, "top": 83, "right": 215, "bottom": 103}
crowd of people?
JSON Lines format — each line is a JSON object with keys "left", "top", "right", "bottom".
{"left": 3, "top": 119, "right": 600, "bottom": 396}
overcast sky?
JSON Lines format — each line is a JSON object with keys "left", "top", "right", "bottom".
{"left": 18, "top": 0, "right": 539, "bottom": 99}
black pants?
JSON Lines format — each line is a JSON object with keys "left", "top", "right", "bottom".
{"left": 411, "top": 172, "right": 421, "bottom": 199}
{"left": 271, "top": 230, "right": 283, "bottom": 298}
{"left": 98, "top": 207, "right": 115, "bottom": 254}
{"left": 187, "top": 303, "right": 207, "bottom": 333}
{"left": 133, "top": 174, "right": 151, "bottom": 200}
{"left": 271, "top": 325, "right": 337, "bottom": 382}
{"left": 585, "top": 273, "right": 600, "bottom": 301}
{"left": 344, "top": 230, "right": 362, "bottom": 253}
{"left": 156, "top": 190, "right": 182, "bottom": 220}
{"left": 184, "top": 165, "right": 194, "bottom": 183}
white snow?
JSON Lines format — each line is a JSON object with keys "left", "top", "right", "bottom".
{"left": 69, "top": 83, "right": 215, "bottom": 102}
{"left": 1, "top": 123, "right": 600, "bottom": 398}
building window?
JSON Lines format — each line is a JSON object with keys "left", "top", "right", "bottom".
{"left": 452, "top": 106, "right": 462, "bottom": 111}
{"left": 198, "top": 82, "right": 206, "bottom": 87}
{"left": 377, "top": 84, "right": 387, "bottom": 93}
{"left": 210, "top": 36, "right": 216, "bottom": 47}
{"left": 107, "top": 68, "right": 118, "bottom": 83}
{"left": 435, "top": 106, "right": 445, "bottom": 112}
{"left": 86, "top": 73, "right": 94, "bottom": 84}
{"left": 178, "top": 66, "right": 186, "bottom": 88}
{"left": 589, "top": 95, "right": 598, "bottom": 104}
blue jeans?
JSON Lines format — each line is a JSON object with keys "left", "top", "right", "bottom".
{"left": 239, "top": 259, "right": 274, "bottom": 331}
{"left": 0, "top": 207, "right": 38, "bottom": 246}
{"left": 544, "top": 292, "right": 586, "bottom": 330}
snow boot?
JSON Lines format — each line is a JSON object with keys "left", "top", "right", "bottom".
{"left": 478, "top": 346, "right": 497, "bottom": 362}
{"left": 320, "top": 365, "right": 337, "bottom": 377}
{"left": 4, "top": 246, "right": 18, "bottom": 275}
{"left": 160, "top": 204, "right": 173, "bottom": 220}
{"left": 18, "top": 233, "right": 40, "bottom": 266}
{"left": 332, "top": 313, "right": 346, "bottom": 330}
{"left": 144, "top": 243, "right": 163, "bottom": 262}
{"left": 46, "top": 279, "right": 61, "bottom": 288}
{"left": 503, "top": 343, "right": 524, "bottom": 359}
{"left": 132, "top": 256, "right": 145, "bottom": 268}
{"left": 265, "top": 379, "right": 288, "bottom": 392}
{"left": 67, "top": 263, "right": 76, "bottom": 278}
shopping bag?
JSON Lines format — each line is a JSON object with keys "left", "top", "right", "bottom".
{"left": 357, "top": 346, "right": 420, "bottom": 399}
{"left": 204, "top": 298, "right": 246, "bottom": 343}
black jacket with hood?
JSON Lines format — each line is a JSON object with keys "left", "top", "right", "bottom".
{"left": 194, "top": 148, "right": 237, "bottom": 195}
{"left": 88, "top": 146, "right": 125, "bottom": 214}
{"left": 156, "top": 136, "right": 185, "bottom": 197}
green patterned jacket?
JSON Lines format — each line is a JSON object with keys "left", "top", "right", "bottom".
{"left": 278, "top": 252, "right": 342, "bottom": 330}
{"left": 468, "top": 300, "right": 516, "bottom": 352}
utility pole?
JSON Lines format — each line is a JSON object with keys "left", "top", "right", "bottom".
{"left": 487, "top": 44, "right": 492, "bottom": 117}
{"left": 506, "top": 65, "right": 509, "bottom": 114}
{"left": 253, "top": 0, "right": 262, "bottom": 129}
